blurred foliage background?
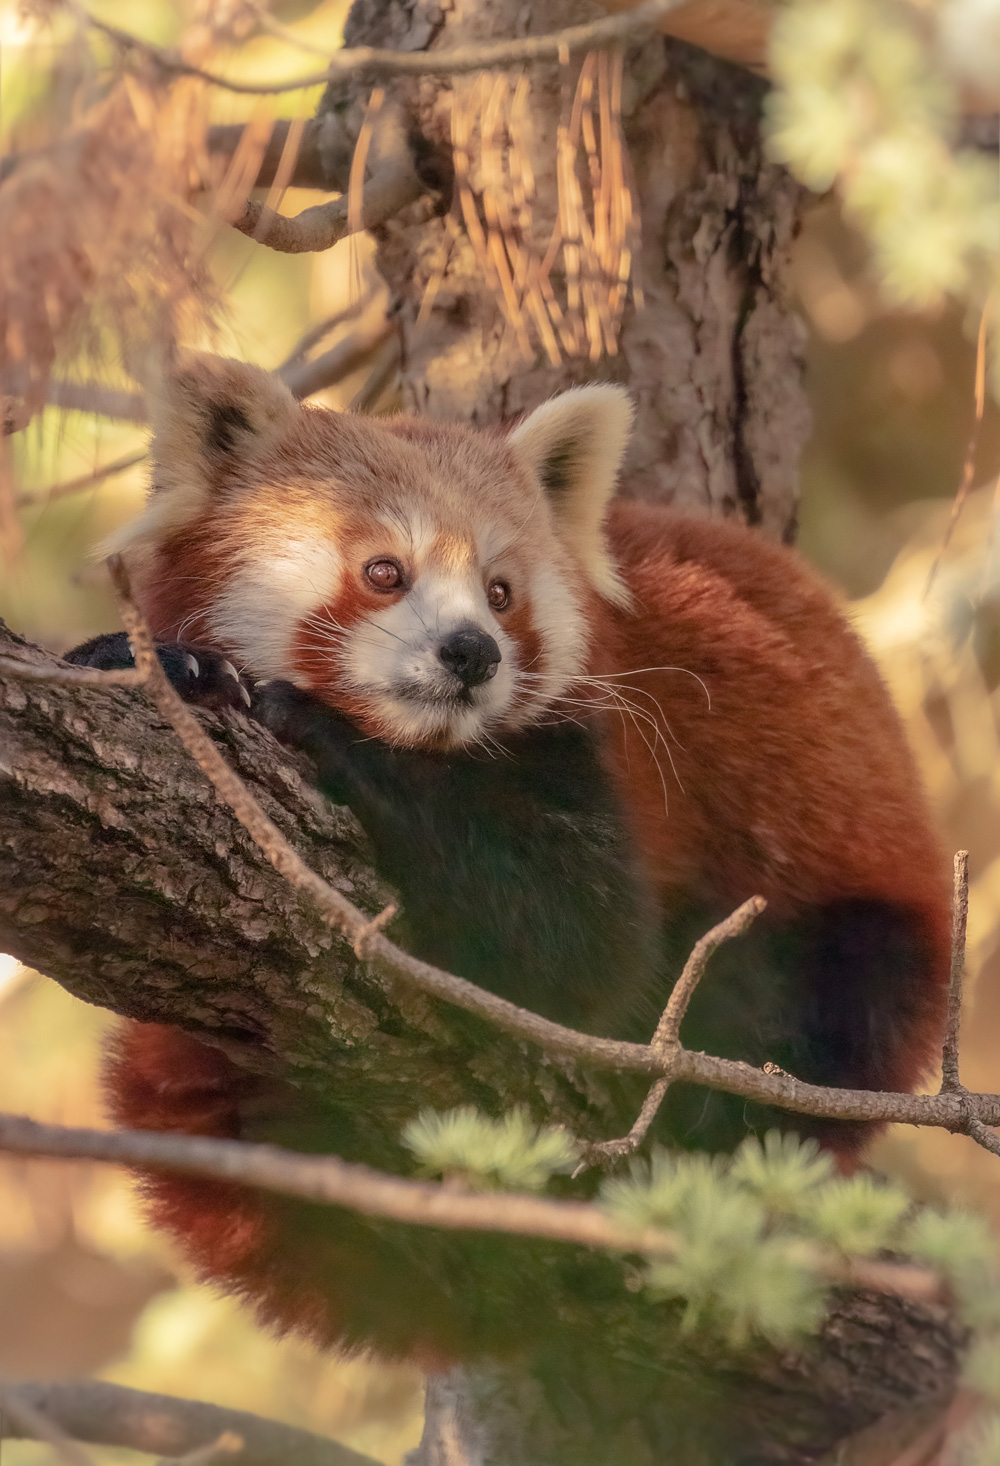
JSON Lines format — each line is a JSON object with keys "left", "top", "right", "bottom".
{"left": 3, "top": 1, "right": 1000, "bottom": 1461}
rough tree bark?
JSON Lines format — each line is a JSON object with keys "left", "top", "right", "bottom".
{"left": 328, "top": 16, "right": 810, "bottom": 533}
{"left": 0, "top": 5, "right": 957, "bottom": 1462}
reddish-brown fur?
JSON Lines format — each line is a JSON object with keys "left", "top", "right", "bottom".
{"left": 105, "top": 378, "right": 950, "bottom": 1356}
{"left": 596, "top": 505, "right": 949, "bottom": 1096}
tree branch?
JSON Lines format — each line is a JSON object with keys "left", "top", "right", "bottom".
{"left": 0, "top": 1381, "right": 96, "bottom": 1466}
{"left": 15, "top": 451, "right": 146, "bottom": 509}
{"left": 584, "top": 896, "right": 767, "bottom": 1165}
{"left": 0, "top": 1379, "right": 384, "bottom": 1466}
{"left": 231, "top": 161, "right": 423, "bottom": 254}
{"left": 4, "top": 613, "right": 1000, "bottom": 1141}
{"left": 941, "top": 851, "right": 970, "bottom": 1093}
{"left": 0, "top": 1110, "right": 950, "bottom": 1307}
{"left": 85, "top": 0, "right": 693, "bottom": 94}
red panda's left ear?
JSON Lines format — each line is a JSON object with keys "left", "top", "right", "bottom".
{"left": 103, "top": 353, "right": 299, "bottom": 566}
{"left": 509, "top": 386, "right": 633, "bottom": 607}
{"left": 152, "top": 352, "right": 298, "bottom": 494}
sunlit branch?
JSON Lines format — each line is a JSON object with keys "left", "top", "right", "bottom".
{"left": 85, "top": 0, "right": 690, "bottom": 94}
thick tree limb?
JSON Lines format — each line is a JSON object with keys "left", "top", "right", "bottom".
{"left": 4, "top": 617, "right": 1000, "bottom": 1138}
{"left": 0, "top": 1380, "right": 383, "bottom": 1466}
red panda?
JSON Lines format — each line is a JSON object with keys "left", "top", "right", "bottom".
{"left": 68, "top": 353, "right": 951, "bottom": 1362}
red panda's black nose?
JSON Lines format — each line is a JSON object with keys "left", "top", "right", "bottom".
{"left": 439, "top": 628, "right": 501, "bottom": 689}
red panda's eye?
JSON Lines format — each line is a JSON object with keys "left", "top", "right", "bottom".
{"left": 365, "top": 559, "right": 403, "bottom": 591}
{"left": 488, "top": 580, "right": 511, "bottom": 611}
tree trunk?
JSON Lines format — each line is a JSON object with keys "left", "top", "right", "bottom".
{"left": 328, "top": 10, "right": 809, "bottom": 534}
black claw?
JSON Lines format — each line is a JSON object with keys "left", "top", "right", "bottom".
{"left": 155, "top": 643, "right": 253, "bottom": 713}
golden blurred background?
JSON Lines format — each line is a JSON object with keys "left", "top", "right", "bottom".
{"left": 3, "top": 3, "right": 1000, "bottom": 1460}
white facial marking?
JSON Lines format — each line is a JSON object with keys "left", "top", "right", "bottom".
{"left": 340, "top": 567, "right": 519, "bottom": 746}
{"left": 209, "top": 538, "right": 342, "bottom": 678}
{"left": 522, "top": 561, "right": 589, "bottom": 711}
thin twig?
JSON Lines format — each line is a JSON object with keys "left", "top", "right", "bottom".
{"left": 584, "top": 897, "right": 767, "bottom": 1166}
{"left": 0, "top": 655, "right": 147, "bottom": 688}
{"left": 281, "top": 316, "right": 395, "bottom": 399}
{"left": 0, "top": 380, "right": 148, "bottom": 425}
{"left": 0, "top": 1110, "right": 948, "bottom": 1306}
{"left": 0, "top": 1381, "right": 96, "bottom": 1466}
{"left": 652, "top": 895, "right": 767, "bottom": 1049}
{"left": 925, "top": 302, "right": 991, "bottom": 598}
{"left": 349, "top": 335, "right": 402, "bottom": 412}
{"left": 250, "top": 4, "right": 338, "bottom": 57}
{"left": 931, "top": 853, "right": 1000, "bottom": 1161}
{"left": 0, "top": 1379, "right": 381, "bottom": 1466}
{"left": 85, "top": 0, "right": 690, "bottom": 94}
{"left": 941, "top": 851, "right": 970, "bottom": 1094}
{"left": 278, "top": 293, "right": 376, "bottom": 372}
{"left": 15, "top": 451, "right": 146, "bottom": 509}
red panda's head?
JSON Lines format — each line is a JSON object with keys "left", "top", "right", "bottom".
{"left": 110, "top": 354, "right": 634, "bottom": 749}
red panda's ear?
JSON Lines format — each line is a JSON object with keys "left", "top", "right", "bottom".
{"left": 509, "top": 386, "right": 633, "bottom": 607}
{"left": 152, "top": 352, "right": 298, "bottom": 491}
{"left": 103, "top": 353, "right": 299, "bottom": 568}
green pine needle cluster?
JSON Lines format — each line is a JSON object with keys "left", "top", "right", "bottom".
{"left": 767, "top": 0, "right": 999, "bottom": 359}
{"left": 601, "top": 1131, "right": 1000, "bottom": 1364}
{"left": 806, "top": 1171, "right": 911, "bottom": 1254}
{"left": 400, "top": 1113, "right": 1000, "bottom": 1445}
{"left": 602, "top": 1135, "right": 853, "bottom": 1345}
{"left": 401, "top": 1105, "right": 580, "bottom": 1191}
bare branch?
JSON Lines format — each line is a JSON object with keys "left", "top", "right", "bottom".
{"left": 941, "top": 851, "right": 970, "bottom": 1094}
{"left": 6, "top": 622, "right": 1000, "bottom": 1146}
{"left": 85, "top": 0, "right": 691, "bottom": 93}
{"left": 249, "top": 3, "right": 345, "bottom": 58}
{"left": 0, "top": 1379, "right": 383, "bottom": 1466}
{"left": 2, "top": 117, "right": 356, "bottom": 196}
{"left": 585, "top": 897, "right": 767, "bottom": 1166}
{"left": 3, "top": 332, "right": 392, "bottom": 433}
{"left": 0, "top": 1381, "right": 96, "bottom": 1466}
{"left": 280, "top": 316, "right": 395, "bottom": 399}
{"left": 927, "top": 852, "right": 1000, "bottom": 1160}
{"left": 0, "top": 380, "right": 148, "bottom": 426}
{"left": 278, "top": 294, "right": 377, "bottom": 372}
{"left": 229, "top": 160, "right": 423, "bottom": 254}
{"left": 966, "top": 1119, "right": 1000, "bottom": 1159}
{"left": 0, "top": 655, "right": 147, "bottom": 688}
{"left": 0, "top": 1110, "right": 948, "bottom": 1307}
{"left": 349, "top": 335, "right": 402, "bottom": 411}
{"left": 582, "top": 1076, "right": 673, "bottom": 1167}
{"left": 653, "top": 896, "right": 768, "bottom": 1049}
{"left": 15, "top": 451, "right": 146, "bottom": 509}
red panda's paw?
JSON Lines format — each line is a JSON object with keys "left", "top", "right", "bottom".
{"left": 65, "top": 632, "right": 254, "bottom": 714}
{"left": 155, "top": 643, "right": 254, "bottom": 714}
{"left": 251, "top": 679, "right": 356, "bottom": 753}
